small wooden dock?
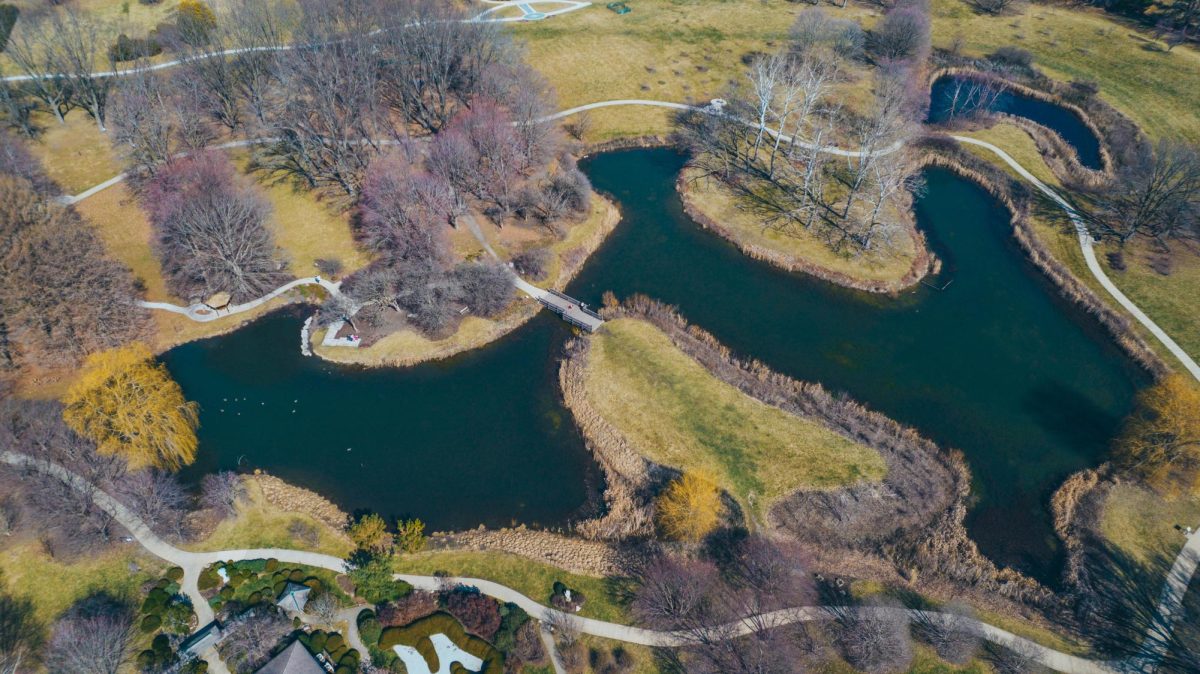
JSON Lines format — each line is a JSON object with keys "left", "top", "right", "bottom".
{"left": 539, "top": 290, "right": 604, "bottom": 332}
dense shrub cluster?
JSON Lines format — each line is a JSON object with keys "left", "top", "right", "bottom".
{"left": 108, "top": 33, "right": 163, "bottom": 62}
{"left": 377, "top": 590, "right": 438, "bottom": 627}
{"left": 444, "top": 588, "right": 502, "bottom": 640}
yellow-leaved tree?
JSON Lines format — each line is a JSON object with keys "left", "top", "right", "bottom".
{"left": 63, "top": 343, "right": 199, "bottom": 470}
{"left": 656, "top": 471, "right": 724, "bottom": 543}
{"left": 1116, "top": 374, "right": 1200, "bottom": 493}
{"left": 348, "top": 513, "right": 392, "bottom": 554}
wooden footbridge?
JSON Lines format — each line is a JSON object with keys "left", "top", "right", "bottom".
{"left": 538, "top": 289, "right": 605, "bottom": 332}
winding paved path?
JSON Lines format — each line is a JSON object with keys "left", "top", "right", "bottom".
{"left": 950, "top": 136, "right": 1200, "bottom": 385}
{"left": 7, "top": 449, "right": 1200, "bottom": 673}
{"left": 138, "top": 276, "right": 347, "bottom": 322}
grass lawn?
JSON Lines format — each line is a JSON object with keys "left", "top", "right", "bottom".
{"left": 518, "top": 0, "right": 881, "bottom": 140}
{"left": 0, "top": 539, "right": 165, "bottom": 625}
{"left": 392, "top": 550, "right": 631, "bottom": 624}
{"left": 574, "top": 634, "right": 662, "bottom": 674}
{"left": 681, "top": 167, "right": 922, "bottom": 286}
{"left": 930, "top": 0, "right": 1200, "bottom": 142}
{"left": 24, "top": 114, "right": 124, "bottom": 194}
{"left": 1099, "top": 482, "right": 1200, "bottom": 573}
{"left": 186, "top": 479, "right": 353, "bottom": 558}
{"left": 1096, "top": 239, "right": 1200, "bottom": 362}
{"left": 583, "top": 318, "right": 887, "bottom": 522}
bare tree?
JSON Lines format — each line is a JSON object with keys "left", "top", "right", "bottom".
{"left": 7, "top": 6, "right": 116, "bottom": 130}
{"left": 356, "top": 153, "right": 455, "bottom": 264}
{"left": 429, "top": 99, "right": 533, "bottom": 220}
{"left": 142, "top": 151, "right": 285, "bottom": 302}
{"left": 913, "top": 602, "right": 980, "bottom": 665}
{"left": 375, "top": 0, "right": 519, "bottom": 134}
{"left": 829, "top": 598, "right": 914, "bottom": 674}
{"left": 114, "top": 469, "right": 190, "bottom": 541}
{"left": 44, "top": 594, "right": 136, "bottom": 674}
{"left": 109, "top": 66, "right": 216, "bottom": 173}
{"left": 0, "top": 76, "right": 37, "bottom": 137}
{"left": 0, "top": 400, "right": 127, "bottom": 556}
{"left": 0, "top": 176, "right": 149, "bottom": 371}
{"left": 251, "top": 0, "right": 389, "bottom": 200}
{"left": 937, "top": 77, "right": 1007, "bottom": 122}
{"left": 4, "top": 16, "right": 73, "bottom": 124}
{"left": 0, "top": 590, "right": 44, "bottom": 674}
{"left": 452, "top": 262, "right": 514, "bottom": 317}
{"left": 217, "top": 606, "right": 292, "bottom": 674}
{"left": 1077, "top": 140, "right": 1200, "bottom": 248}
{"left": 868, "top": 5, "right": 931, "bottom": 62}
{"left": 200, "top": 471, "right": 246, "bottom": 518}
{"left": 305, "top": 592, "right": 340, "bottom": 627}
{"left": 223, "top": 0, "right": 294, "bottom": 127}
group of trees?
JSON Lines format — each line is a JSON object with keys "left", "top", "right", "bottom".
{"left": 0, "top": 137, "right": 148, "bottom": 377}
{"left": 680, "top": 7, "right": 925, "bottom": 257}
{"left": 140, "top": 151, "right": 284, "bottom": 303}
{"left": 1075, "top": 139, "right": 1200, "bottom": 250}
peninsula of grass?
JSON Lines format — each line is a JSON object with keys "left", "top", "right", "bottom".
{"left": 581, "top": 317, "right": 886, "bottom": 521}
{"left": 679, "top": 169, "right": 927, "bottom": 291}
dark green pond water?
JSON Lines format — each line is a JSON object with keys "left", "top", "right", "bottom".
{"left": 929, "top": 75, "right": 1104, "bottom": 170}
{"left": 166, "top": 148, "right": 1144, "bottom": 583}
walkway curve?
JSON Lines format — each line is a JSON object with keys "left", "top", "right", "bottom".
{"left": 950, "top": 136, "right": 1200, "bottom": 384}
{"left": 138, "top": 276, "right": 347, "bottom": 322}
{"left": 8, "top": 449, "right": 1198, "bottom": 674}
{"left": 0, "top": 3, "right": 581, "bottom": 85}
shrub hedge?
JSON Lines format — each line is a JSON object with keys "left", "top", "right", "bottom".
{"left": 378, "top": 612, "right": 503, "bottom": 673}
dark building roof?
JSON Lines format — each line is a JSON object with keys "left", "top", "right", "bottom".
{"left": 254, "top": 640, "right": 326, "bottom": 674}
{"left": 179, "top": 620, "right": 223, "bottom": 657}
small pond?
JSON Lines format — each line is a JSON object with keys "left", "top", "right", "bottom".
{"left": 929, "top": 75, "right": 1104, "bottom": 170}
{"left": 169, "top": 148, "right": 1144, "bottom": 584}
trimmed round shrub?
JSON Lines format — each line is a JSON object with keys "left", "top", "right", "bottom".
{"left": 141, "top": 614, "right": 162, "bottom": 632}
{"left": 219, "top": 586, "right": 234, "bottom": 600}
{"left": 309, "top": 632, "right": 328, "bottom": 652}
{"left": 198, "top": 566, "right": 221, "bottom": 591}
{"left": 303, "top": 578, "right": 323, "bottom": 592}
{"left": 155, "top": 578, "right": 171, "bottom": 590}
{"left": 326, "top": 634, "right": 344, "bottom": 652}
{"left": 358, "top": 616, "right": 382, "bottom": 647}
{"left": 137, "top": 650, "right": 157, "bottom": 670}
{"left": 288, "top": 569, "right": 306, "bottom": 582}
{"left": 265, "top": 558, "right": 279, "bottom": 572}
{"left": 247, "top": 591, "right": 263, "bottom": 605}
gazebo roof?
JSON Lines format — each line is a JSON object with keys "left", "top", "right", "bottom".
{"left": 205, "top": 292, "right": 232, "bottom": 309}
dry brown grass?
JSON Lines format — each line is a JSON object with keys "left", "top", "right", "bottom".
{"left": 518, "top": 0, "right": 882, "bottom": 140}
{"left": 24, "top": 114, "right": 123, "bottom": 194}
{"left": 681, "top": 167, "right": 921, "bottom": 286}
{"left": 583, "top": 317, "right": 886, "bottom": 521}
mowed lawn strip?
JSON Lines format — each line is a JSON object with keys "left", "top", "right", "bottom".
{"left": 391, "top": 550, "right": 630, "bottom": 624}
{"left": 584, "top": 318, "right": 886, "bottom": 519}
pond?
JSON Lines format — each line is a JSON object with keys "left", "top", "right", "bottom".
{"left": 929, "top": 75, "right": 1104, "bottom": 171}
{"left": 168, "top": 148, "right": 1144, "bottom": 584}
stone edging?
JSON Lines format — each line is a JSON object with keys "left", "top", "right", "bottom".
{"left": 675, "top": 169, "right": 935, "bottom": 294}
